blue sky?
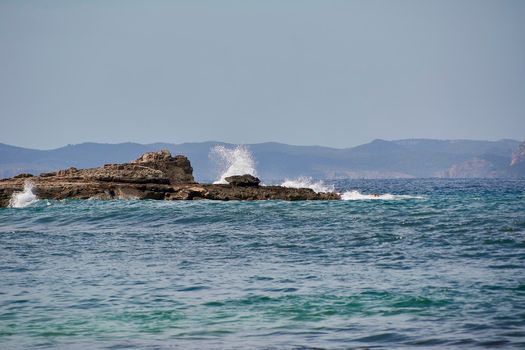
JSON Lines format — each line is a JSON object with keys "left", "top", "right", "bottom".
{"left": 1, "top": 0, "right": 524, "bottom": 149}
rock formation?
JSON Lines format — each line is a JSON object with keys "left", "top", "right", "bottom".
{"left": 131, "top": 150, "right": 195, "bottom": 184}
{"left": 0, "top": 150, "right": 340, "bottom": 207}
{"left": 224, "top": 174, "right": 261, "bottom": 187}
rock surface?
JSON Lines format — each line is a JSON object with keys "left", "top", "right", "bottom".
{"left": 131, "top": 150, "right": 194, "bottom": 184}
{"left": 224, "top": 174, "right": 260, "bottom": 187}
{"left": 0, "top": 150, "right": 340, "bottom": 207}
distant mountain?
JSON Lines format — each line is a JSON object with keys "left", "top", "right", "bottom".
{"left": 0, "top": 142, "right": 156, "bottom": 179}
{"left": 1, "top": 139, "right": 523, "bottom": 181}
{"left": 509, "top": 141, "right": 525, "bottom": 177}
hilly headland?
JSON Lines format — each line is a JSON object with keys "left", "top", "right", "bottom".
{"left": 1, "top": 139, "right": 524, "bottom": 181}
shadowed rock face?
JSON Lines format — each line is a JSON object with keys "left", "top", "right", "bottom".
{"left": 132, "top": 150, "right": 194, "bottom": 184}
{"left": 0, "top": 150, "right": 340, "bottom": 207}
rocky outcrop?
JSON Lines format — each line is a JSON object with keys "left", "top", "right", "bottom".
{"left": 30, "top": 150, "right": 194, "bottom": 185}
{"left": 13, "top": 173, "right": 34, "bottom": 179}
{"left": 202, "top": 184, "right": 338, "bottom": 201}
{"left": 131, "top": 150, "right": 194, "bottom": 184}
{"left": 224, "top": 174, "right": 260, "bottom": 187}
{"left": 0, "top": 150, "right": 340, "bottom": 207}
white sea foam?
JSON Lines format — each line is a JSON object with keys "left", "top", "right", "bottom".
{"left": 211, "top": 145, "right": 257, "bottom": 184}
{"left": 9, "top": 181, "right": 38, "bottom": 208}
{"left": 281, "top": 176, "right": 335, "bottom": 193}
{"left": 341, "top": 190, "right": 424, "bottom": 201}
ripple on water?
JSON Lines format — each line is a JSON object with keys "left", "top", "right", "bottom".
{"left": 0, "top": 179, "right": 524, "bottom": 348}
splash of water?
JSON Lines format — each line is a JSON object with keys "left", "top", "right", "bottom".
{"left": 9, "top": 181, "right": 38, "bottom": 208}
{"left": 341, "top": 190, "right": 424, "bottom": 201}
{"left": 281, "top": 176, "right": 335, "bottom": 193}
{"left": 211, "top": 145, "right": 257, "bottom": 184}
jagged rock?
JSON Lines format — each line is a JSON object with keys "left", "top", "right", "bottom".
{"left": 132, "top": 150, "right": 194, "bottom": 184}
{"left": 225, "top": 174, "right": 260, "bottom": 187}
{"left": 167, "top": 186, "right": 209, "bottom": 200}
{"left": 13, "top": 173, "right": 33, "bottom": 179}
{"left": 133, "top": 149, "right": 172, "bottom": 163}
{"left": 80, "top": 164, "right": 170, "bottom": 184}
{"left": 39, "top": 171, "right": 57, "bottom": 177}
{"left": 56, "top": 167, "right": 79, "bottom": 177}
{"left": 0, "top": 150, "right": 340, "bottom": 207}
{"left": 202, "top": 184, "right": 339, "bottom": 201}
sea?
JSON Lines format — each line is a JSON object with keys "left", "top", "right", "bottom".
{"left": 1, "top": 178, "right": 524, "bottom": 349}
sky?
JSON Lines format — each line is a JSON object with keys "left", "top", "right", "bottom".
{"left": 0, "top": 0, "right": 524, "bottom": 150}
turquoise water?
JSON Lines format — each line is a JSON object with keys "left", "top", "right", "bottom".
{"left": 1, "top": 179, "right": 524, "bottom": 349}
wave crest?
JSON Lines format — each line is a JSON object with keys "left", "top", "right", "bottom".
{"left": 211, "top": 145, "right": 257, "bottom": 184}
{"left": 341, "top": 190, "right": 424, "bottom": 201}
{"left": 9, "top": 181, "right": 38, "bottom": 208}
{"left": 281, "top": 177, "right": 335, "bottom": 193}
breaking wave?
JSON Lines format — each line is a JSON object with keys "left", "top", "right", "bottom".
{"left": 208, "top": 145, "right": 424, "bottom": 201}
{"left": 281, "top": 177, "right": 335, "bottom": 193}
{"left": 211, "top": 145, "right": 257, "bottom": 184}
{"left": 341, "top": 190, "right": 424, "bottom": 201}
{"left": 9, "top": 181, "right": 38, "bottom": 208}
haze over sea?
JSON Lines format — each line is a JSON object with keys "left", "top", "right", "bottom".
{"left": 1, "top": 178, "right": 524, "bottom": 349}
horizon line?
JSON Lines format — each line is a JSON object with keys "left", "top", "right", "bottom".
{"left": 0, "top": 137, "right": 522, "bottom": 152}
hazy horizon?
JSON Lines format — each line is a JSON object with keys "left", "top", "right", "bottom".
{"left": 1, "top": 0, "right": 524, "bottom": 149}
{"left": 1, "top": 136, "right": 522, "bottom": 152}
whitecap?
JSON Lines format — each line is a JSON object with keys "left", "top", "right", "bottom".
{"left": 281, "top": 176, "right": 335, "bottom": 193}
{"left": 9, "top": 181, "right": 39, "bottom": 208}
{"left": 341, "top": 190, "right": 424, "bottom": 201}
{"left": 211, "top": 145, "right": 257, "bottom": 184}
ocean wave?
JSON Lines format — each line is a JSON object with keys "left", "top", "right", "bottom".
{"left": 341, "top": 190, "right": 424, "bottom": 201}
{"left": 281, "top": 177, "right": 335, "bottom": 193}
{"left": 9, "top": 181, "right": 39, "bottom": 208}
{"left": 211, "top": 145, "right": 257, "bottom": 184}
